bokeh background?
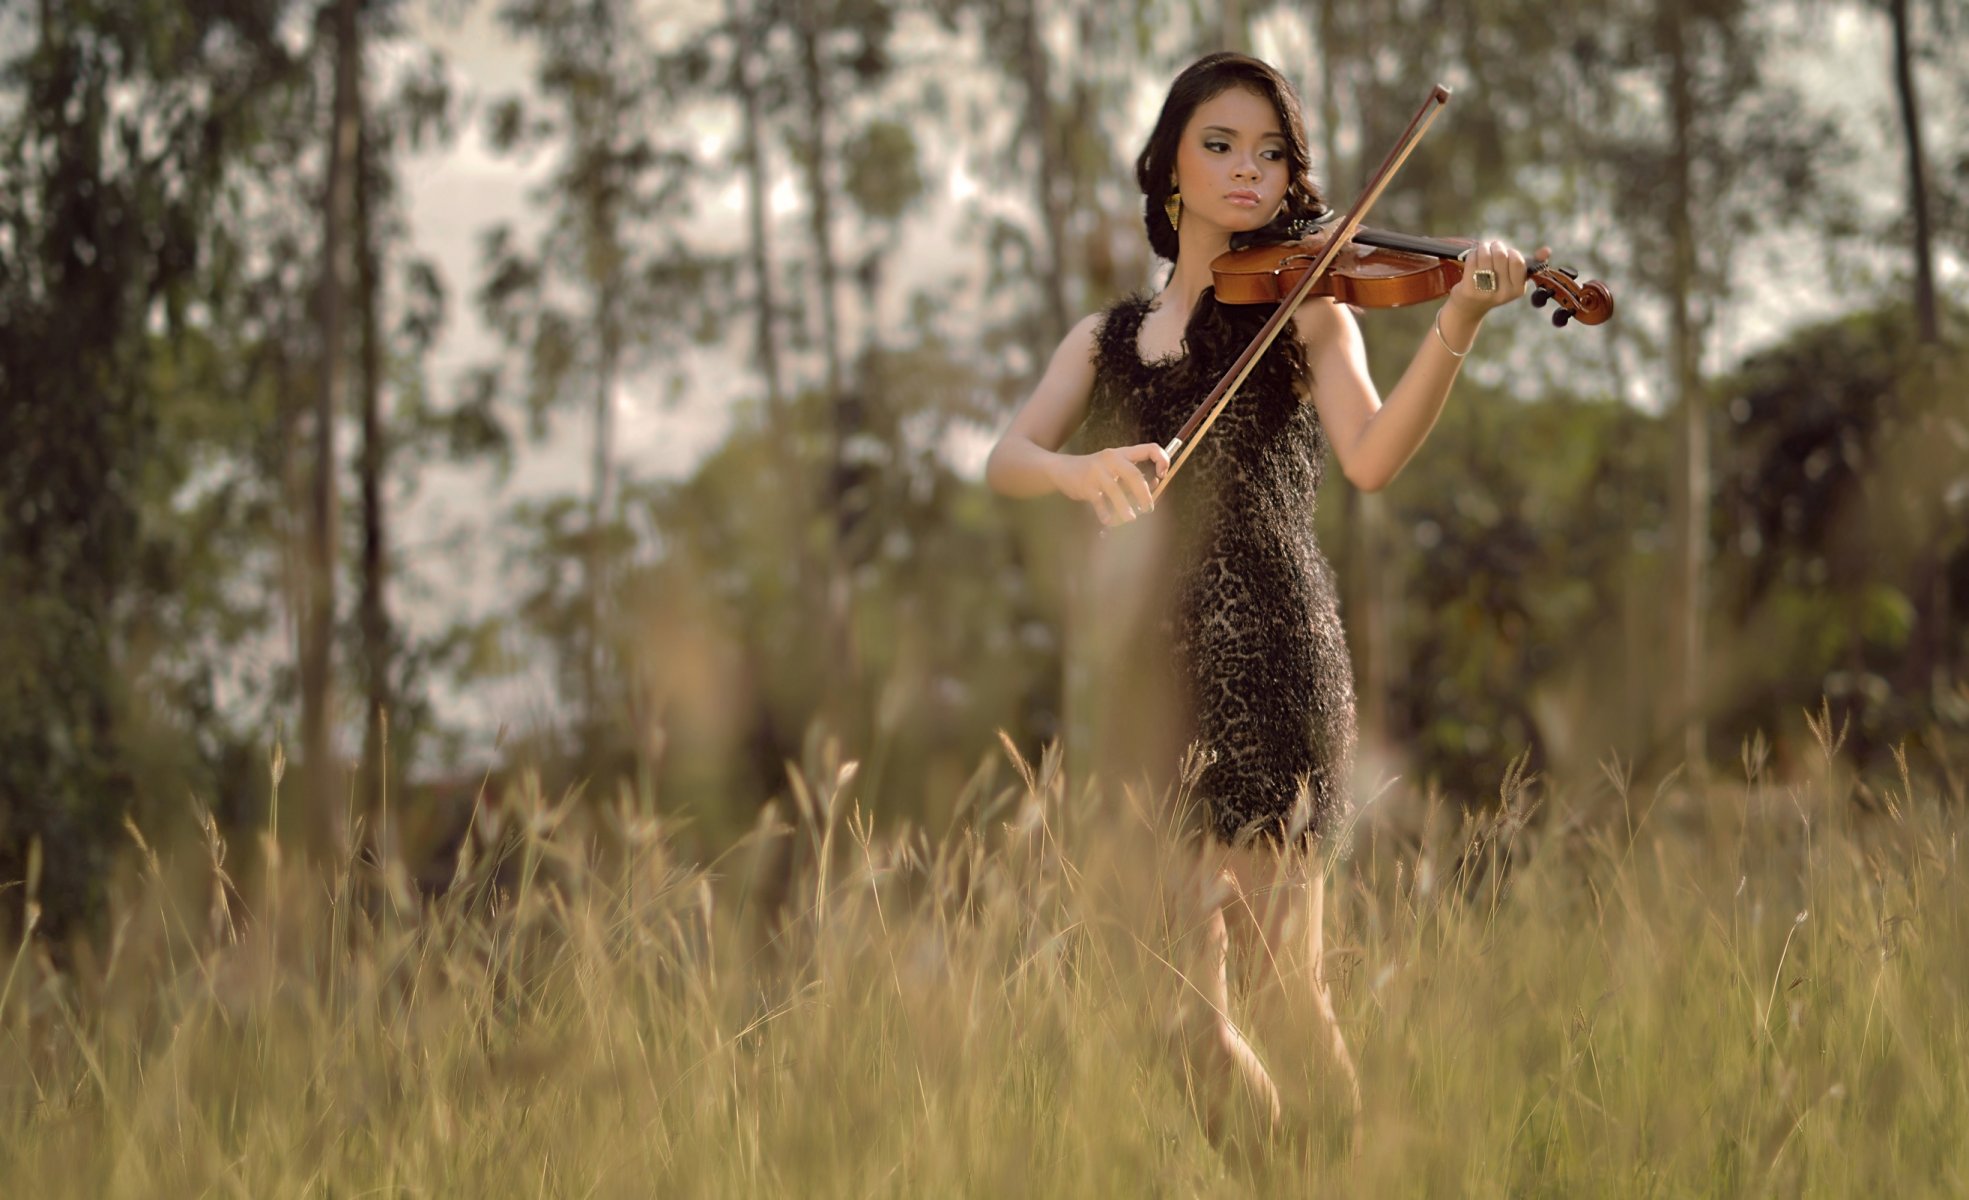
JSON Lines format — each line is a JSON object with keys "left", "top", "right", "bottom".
{"left": 2, "top": 0, "right": 1964, "bottom": 940}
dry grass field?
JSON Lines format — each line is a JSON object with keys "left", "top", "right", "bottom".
{"left": 2, "top": 715, "right": 1965, "bottom": 1197}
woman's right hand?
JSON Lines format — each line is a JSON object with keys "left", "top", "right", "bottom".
{"left": 1049, "top": 443, "right": 1171, "bottom": 526}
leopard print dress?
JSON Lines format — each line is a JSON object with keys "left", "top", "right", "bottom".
{"left": 1072, "top": 291, "right": 1357, "bottom": 848}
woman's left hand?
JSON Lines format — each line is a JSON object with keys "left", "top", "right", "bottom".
{"left": 1446, "top": 239, "right": 1550, "bottom": 318}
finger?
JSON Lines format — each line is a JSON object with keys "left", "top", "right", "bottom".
{"left": 1115, "top": 458, "right": 1155, "bottom": 511}
{"left": 1124, "top": 441, "right": 1172, "bottom": 478}
{"left": 1464, "top": 241, "right": 1491, "bottom": 301}
{"left": 1506, "top": 246, "right": 1528, "bottom": 295}
{"left": 1523, "top": 245, "right": 1547, "bottom": 286}
{"left": 1098, "top": 474, "right": 1138, "bottom": 523}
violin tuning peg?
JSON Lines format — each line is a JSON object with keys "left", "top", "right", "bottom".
{"left": 1552, "top": 308, "right": 1573, "bottom": 328}
{"left": 1530, "top": 287, "right": 1552, "bottom": 309}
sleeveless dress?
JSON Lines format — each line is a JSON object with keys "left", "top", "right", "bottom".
{"left": 1070, "top": 291, "right": 1357, "bottom": 847}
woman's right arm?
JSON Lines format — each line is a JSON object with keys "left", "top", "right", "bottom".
{"left": 985, "top": 312, "right": 1170, "bottom": 526}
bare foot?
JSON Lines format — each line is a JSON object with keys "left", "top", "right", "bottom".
{"left": 1166, "top": 1011, "right": 1282, "bottom": 1149}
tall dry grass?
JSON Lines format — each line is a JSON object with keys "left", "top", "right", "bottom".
{"left": 1, "top": 711, "right": 1965, "bottom": 1196}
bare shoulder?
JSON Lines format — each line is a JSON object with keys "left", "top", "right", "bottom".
{"left": 1031, "top": 309, "right": 1110, "bottom": 388}
{"left": 1033, "top": 309, "right": 1107, "bottom": 384}
{"left": 1290, "top": 296, "right": 1362, "bottom": 355}
{"left": 1060, "top": 309, "right": 1105, "bottom": 359}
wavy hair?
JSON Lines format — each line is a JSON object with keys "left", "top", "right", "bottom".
{"left": 1133, "top": 54, "right": 1329, "bottom": 390}
{"left": 1134, "top": 53, "right": 1327, "bottom": 265}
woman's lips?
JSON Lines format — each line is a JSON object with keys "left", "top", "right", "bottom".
{"left": 1225, "top": 190, "right": 1261, "bottom": 207}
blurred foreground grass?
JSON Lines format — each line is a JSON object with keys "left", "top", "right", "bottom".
{"left": 2, "top": 715, "right": 1966, "bottom": 1197}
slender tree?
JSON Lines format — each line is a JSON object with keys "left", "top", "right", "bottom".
{"left": 1568, "top": 0, "right": 1831, "bottom": 773}
{"left": 355, "top": 34, "right": 391, "bottom": 835}
{"left": 304, "top": 0, "right": 364, "bottom": 855}
{"left": 729, "top": 0, "right": 788, "bottom": 421}
{"left": 480, "top": 0, "right": 721, "bottom": 764}
{"left": 1885, "top": 0, "right": 1940, "bottom": 346}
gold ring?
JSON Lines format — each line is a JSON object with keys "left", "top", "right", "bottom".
{"left": 1473, "top": 268, "right": 1498, "bottom": 293}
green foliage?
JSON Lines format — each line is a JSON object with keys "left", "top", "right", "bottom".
{"left": 0, "top": 0, "right": 311, "bottom": 938}
{"left": 567, "top": 330, "right": 1061, "bottom": 843}
{"left": 1340, "top": 385, "right": 1673, "bottom": 798}
{"left": 842, "top": 119, "right": 924, "bottom": 222}
{"left": 1711, "top": 302, "right": 1969, "bottom": 763}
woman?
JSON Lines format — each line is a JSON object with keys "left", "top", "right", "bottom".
{"left": 984, "top": 53, "right": 1538, "bottom": 1146}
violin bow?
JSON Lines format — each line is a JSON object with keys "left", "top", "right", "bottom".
{"left": 1149, "top": 84, "right": 1453, "bottom": 503}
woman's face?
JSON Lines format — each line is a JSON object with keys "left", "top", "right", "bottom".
{"left": 1172, "top": 86, "right": 1292, "bottom": 234}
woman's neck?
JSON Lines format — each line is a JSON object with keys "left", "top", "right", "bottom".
{"left": 1154, "top": 221, "right": 1233, "bottom": 318}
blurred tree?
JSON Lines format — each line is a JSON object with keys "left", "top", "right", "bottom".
{"left": 726, "top": 0, "right": 789, "bottom": 421}
{"left": 1713, "top": 302, "right": 1969, "bottom": 768}
{"left": 0, "top": 0, "right": 311, "bottom": 937}
{"left": 350, "top": 17, "right": 461, "bottom": 839}
{"left": 1874, "top": 0, "right": 1963, "bottom": 703}
{"left": 631, "top": 325, "right": 1048, "bottom": 839}
{"left": 1376, "top": 385, "right": 1671, "bottom": 798}
{"left": 305, "top": 0, "right": 364, "bottom": 857}
{"left": 1883, "top": 0, "right": 1942, "bottom": 345}
{"left": 477, "top": 0, "right": 725, "bottom": 766}
{"left": 1567, "top": 0, "right": 1836, "bottom": 775}
{"left": 940, "top": 0, "right": 1161, "bottom": 774}
{"left": 778, "top": 0, "right": 913, "bottom": 739}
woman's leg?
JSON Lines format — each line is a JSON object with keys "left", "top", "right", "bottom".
{"left": 1168, "top": 851, "right": 1282, "bottom": 1144}
{"left": 1221, "top": 842, "right": 1363, "bottom": 1137}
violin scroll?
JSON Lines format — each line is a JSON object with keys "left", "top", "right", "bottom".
{"left": 1526, "top": 262, "right": 1613, "bottom": 327}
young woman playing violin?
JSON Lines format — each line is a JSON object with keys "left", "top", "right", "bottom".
{"left": 985, "top": 52, "right": 1547, "bottom": 1148}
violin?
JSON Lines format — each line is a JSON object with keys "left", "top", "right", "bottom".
{"left": 1148, "top": 84, "right": 1616, "bottom": 502}
{"left": 1210, "top": 221, "right": 1614, "bottom": 327}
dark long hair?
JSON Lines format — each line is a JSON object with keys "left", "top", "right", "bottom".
{"left": 1135, "top": 53, "right": 1327, "bottom": 265}
{"left": 1134, "top": 54, "right": 1328, "bottom": 388}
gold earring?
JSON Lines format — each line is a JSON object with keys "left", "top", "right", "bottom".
{"left": 1165, "top": 191, "right": 1182, "bottom": 232}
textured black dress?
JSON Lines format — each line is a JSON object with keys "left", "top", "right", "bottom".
{"left": 1072, "top": 291, "right": 1357, "bottom": 847}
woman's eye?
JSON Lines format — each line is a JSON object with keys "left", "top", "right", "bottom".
{"left": 1205, "top": 140, "right": 1285, "bottom": 162}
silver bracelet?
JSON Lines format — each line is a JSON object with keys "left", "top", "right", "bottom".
{"left": 1433, "top": 310, "right": 1471, "bottom": 359}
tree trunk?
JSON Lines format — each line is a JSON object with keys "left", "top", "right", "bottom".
{"left": 794, "top": 0, "right": 860, "bottom": 729}
{"left": 575, "top": 27, "right": 625, "bottom": 763}
{"left": 1886, "top": 0, "right": 1947, "bottom": 697}
{"left": 1323, "top": 5, "right": 1390, "bottom": 751}
{"left": 1664, "top": 10, "right": 1707, "bottom": 776}
{"left": 1218, "top": 0, "right": 1246, "bottom": 54}
{"left": 795, "top": 5, "right": 844, "bottom": 403}
{"left": 355, "top": 101, "right": 392, "bottom": 844}
{"left": 1019, "top": 0, "right": 1071, "bottom": 345}
{"left": 1886, "top": 0, "right": 1939, "bottom": 347}
{"left": 731, "top": 0, "right": 785, "bottom": 420}
{"left": 305, "top": 0, "right": 362, "bottom": 857}
{"left": 587, "top": 265, "right": 620, "bottom": 754}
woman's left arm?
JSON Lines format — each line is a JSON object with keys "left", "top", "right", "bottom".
{"left": 1297, "top": 239, "right": 1540, "bottom": 492}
